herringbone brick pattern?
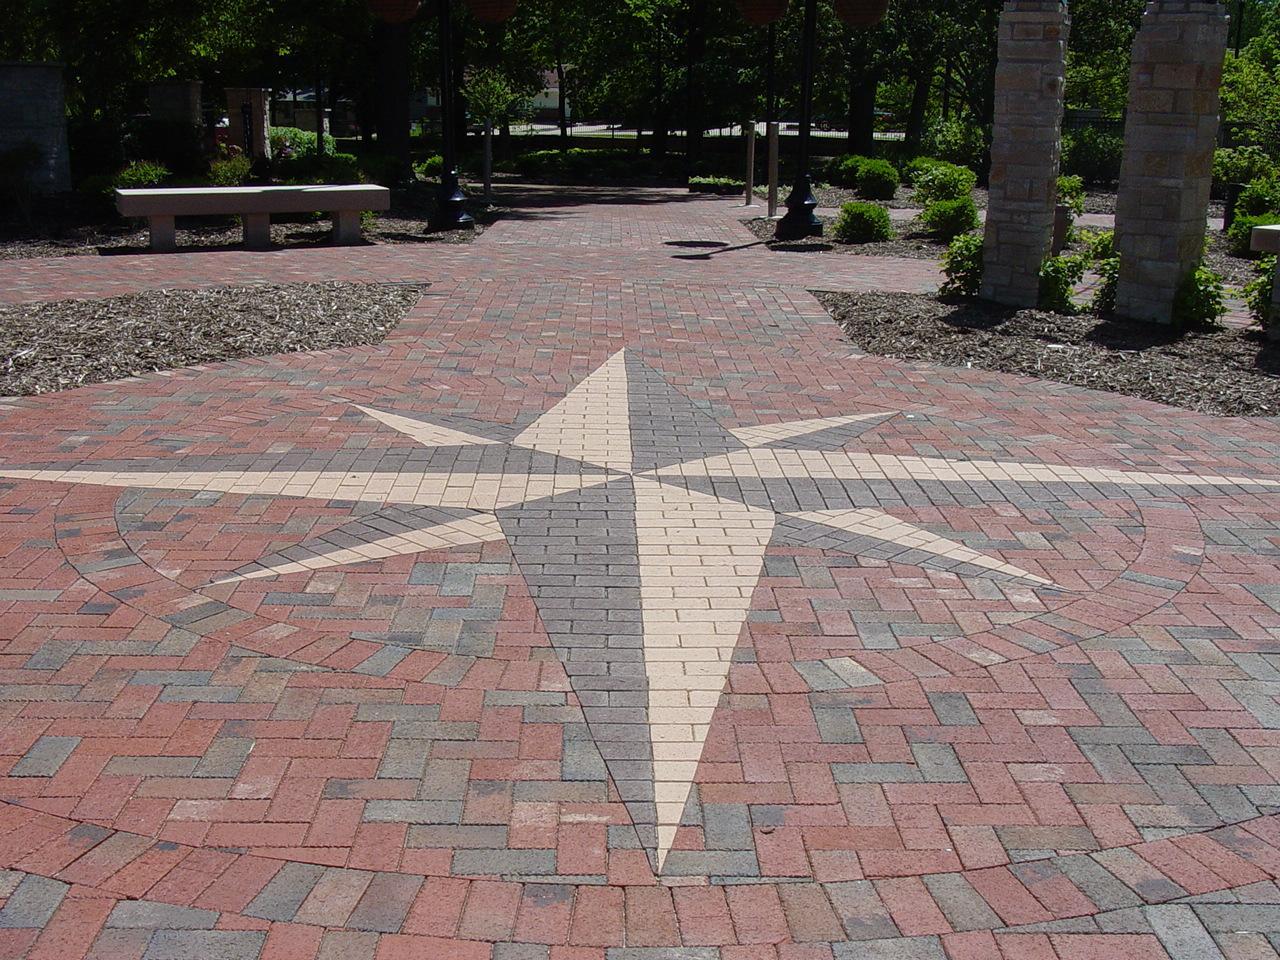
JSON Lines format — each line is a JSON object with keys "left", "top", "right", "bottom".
{"left": 0, "top": 187, "right": 1278, "bottom": 958}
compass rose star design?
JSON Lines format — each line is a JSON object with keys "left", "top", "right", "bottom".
{"left": 4, "top": 349, "right": 1278, "bottom": 873}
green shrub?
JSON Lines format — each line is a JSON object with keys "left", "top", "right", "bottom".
{"left": 940, "top": 231, "right": 984, "bottom": 298}
{"left": 689, "top": 175, "right": 745, "bottom": 187}
{"left": 828, "top": 154, "right": 871, "bottom": 188}
{"left": 922, "top": 118, "right": 987, "bottom": 170}
{"left": 857, "top": 158, "right": 900, "bottom": 200}
{"left": 1061, "top": 127, "right": 1124, "bottom": 184}
{"left": 1245, "top": 255, "right": 1277, "bottom": 330}
{"left": 276, "top": 151, "right": 361, "bottom": 185}
{"left": 1080, "top": 229, "right": 1115, "bottom": 262}
{"left": 1228, "top": 213, "right": 1280, "bottom": 258}
{"left": 512, "top": 147, "right": 651, "bottom": 181}
{"left": 415, "top": 155, "right": 444, "bottom": 178}
{"left": 358, "top": 152, "right": 407, "bottom": 186}
{"left": 1237, "top": 177, "right": 1280, "bottom": 217}
{"left": 1038, "top": 254, "right": 1088, "bottom": 314}
{"left": 923, "top": 196, "right": 980, "bottom": 240}
{"left": 124, "top": 118, "right": 206, "bottom": 177}
{"left": 1056, "top": 174, "right": 1085, "bottom": 218}
{"left": 832, "top": 201, "right": 893, "bottom": 244}
{"left": 1214, "top": 145, "right": 1275, "bottom": 187}
{"left": 1172, "top": 262, "right": 1226, "bottom": 328}
{"left": 115, "top": 160, "right": 171, "bottom": 190}
{"left": 915, "top": 162, "right": 977, "bottom": 205}
{"left": 269, "top": 126, "right": 338, "bottom": 158}
{"left": 902, "top": 156, "right": 943, "bottom": 186}
{"left": 208, "top": 156, "right": 252, "bottom": 187}
{"left": 1094, "top": 257, "right": 1120, "bottom": 315}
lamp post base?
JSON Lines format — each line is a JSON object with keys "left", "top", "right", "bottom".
{"left": 775, "top": 178, "right": 822, "bottom": 240}
{"left": 431, "top": 174, "right": 475, "bottom": 232}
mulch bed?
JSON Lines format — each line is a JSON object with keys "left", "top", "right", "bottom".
{"left": 743, "top": 216, "right": 948, "bottom": 260}
{"left": 0, "top": 185, "right": 498, "bottom": 260}
{"left": 819, "top": 290, "right": 1279, "bottom": 418}
{"left": 0, "top": 281, "right": 425, "bottom": 396}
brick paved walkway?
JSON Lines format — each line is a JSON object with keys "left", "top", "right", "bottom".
{"left": 1, "top": 188, "right": 1280, "bottom": 960}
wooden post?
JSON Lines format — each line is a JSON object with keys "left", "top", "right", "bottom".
{"left": 767, "top": 121, "right": 780, "bottom": 219}
{"left": 744, "top": 122, "right": 756, "bottom": 207}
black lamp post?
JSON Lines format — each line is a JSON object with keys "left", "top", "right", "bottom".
{"left": 432, "top": 0, "right": 474, "bottom": 230}
{"left": 775, "top": 0, "right": 821, "bottom": 240}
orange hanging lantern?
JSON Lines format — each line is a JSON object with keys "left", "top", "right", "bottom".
{"left": 833, "top": 0, "right": 889, "bottom": 27}
{"left": 368, "top": 0, "right": 421, "bottom": 23}
{"left": 734, "top": 0, "right": 788, "bottom": 25}
{"left": 465, "top": 0, "right": 518, "bottom": 23}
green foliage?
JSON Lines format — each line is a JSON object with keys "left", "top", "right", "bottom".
{"left": 463, "top": 68, "right": 534, "bottom": 125}
{"left": 1038, "top": 254, "right": 1088, "bottom": 314}
{"left": 921, "top": 118, "right": 987, "bottom": 171}
{"left": 688, "top": 175, "right": 745, "bottom": 191}
{"left": 1237, "top": 177, "right": 1280, "bottom": 217}
{"left": 276, "top": 151, "right": 361, "bottom": 185}
{"left": 1093, "top": 257, "right": 1120, "bottom": 315}
{"left": 1245, "top": 255, "right": 1278, "bottom": 330}
{"left": 114, "top": 160, "right": 171, "bottom": 190}
{"left": 1228, "top": 213, "right": 1280, "bottom": 258}
{"left": 357, "top": 153, "right": 408, "bottom": 187}
{"left": 915, "top": 162, "right": 977, "bottom": 205}
{"left": 511, "top": 148, "right": 669, "bottom": 182}
{"left": 208, "top": 156, "right": 252, "bottom": 187}
{"left": 415, "top": 155, "right": 444, "bottom": 179}
{"left": 124, "top": 118, "right": 206, "bottom": 178}
{"left": 923, "top": 196, "right": 980, "bottom": 240}
{"left": 832, "top": 201, "right": 893, "bottom": 244}
{"left": 1056, "top": 174, "right": 1085, "bottom": 218}
{"left": 828, "top": 154, "right": 871, "bottom": 188}
{"left": 1213, "top": 145, "right": 1275, "bottom": 187}
{"left": 1081, "top": 229, "right": 1115, "bottom": 262}
{"left": 1060, "top": 127, "right": 1124, "bottom": 184}
{"left": 1172, "top": 262, "right": 1227, "bottom": 329}
{"left": 269, "top": 127, "right": 337, "bottom": 159}
{"left": 940, "top": 232, "right": 985, "bottom": 299}
{"left": 857, "top": 159, "right": 900, "bottom": 201}
{"left": 902, "top": 156, "right": 943, "bottom": 187}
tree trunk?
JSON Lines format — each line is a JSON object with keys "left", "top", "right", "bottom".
{"left": 373, "top": 21, "right": 412, "bottom": 177}
{"left": 483, "top": 119, "right": 493, "bottom": 204}
{"left": 847, "top": 71, "right": 877, "bottom": 155}
{"left": 905, "top": 66, "right": 932, "bottom": 150}
{"left": 684, "top": 0, "right": 708, "bottom": 175}
{"left": 556, "top": 59, "right": 569, "bottom": 141}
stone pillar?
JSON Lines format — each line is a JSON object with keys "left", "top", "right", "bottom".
{"left": 149, "top": 81, "right": 203, "bottom": 126}
{"left": 979, "top": 0, "right": 1070, "bottom": 308}
{"left": 0, "top": 62, "right": 71, "bottom": 193}
{"left": 1114, "top": 1, "right": 1229, "bottom": 324}
{"left": 225, "top": 87, "right": 271, "bottom": 161}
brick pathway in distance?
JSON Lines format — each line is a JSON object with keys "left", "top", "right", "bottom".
{"left": 1, "top": 187, "right": 1279, "bottom": 960}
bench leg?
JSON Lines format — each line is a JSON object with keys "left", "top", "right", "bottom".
{"left": 243, "top": 213, "right": 272, "bottom": 250}
{"left": 332, "top": 210, "right": 362, "bottom": 245}
{"left": 149, "top": 216, "right": 176, "bottom": 253}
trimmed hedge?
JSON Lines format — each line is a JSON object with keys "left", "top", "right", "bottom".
{"left": 832, "top": 201, "right": 893, "bottom": 244}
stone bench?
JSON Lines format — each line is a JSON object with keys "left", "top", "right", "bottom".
{"left": 1252, "top": 225, "right": 1280, "bottom": 340}
{"left": 115, "top": 184, "right": 392, "bottom": 252}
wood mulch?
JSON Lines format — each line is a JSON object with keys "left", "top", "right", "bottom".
{"left": 819, "top": 290, "right": 1279, "bottom": 418}
{"left": 1, "top": 281, "right": 425, "bottom": 396}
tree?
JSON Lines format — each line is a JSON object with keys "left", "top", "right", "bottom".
{"left": 463, "top": 66, "right": 532, "bottom": 200}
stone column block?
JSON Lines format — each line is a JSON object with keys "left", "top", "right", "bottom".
{"left": 980, "top": 1, "right": 1071, "bottom": 308}
{"left": 0, "top": 62, "right": 72, "bottom": 193}
{"left": 226, "top": 87, "right": 272, "bottom": 161}
{"left": 1114, "top": 1, "right": 1229, "bottom": 324}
